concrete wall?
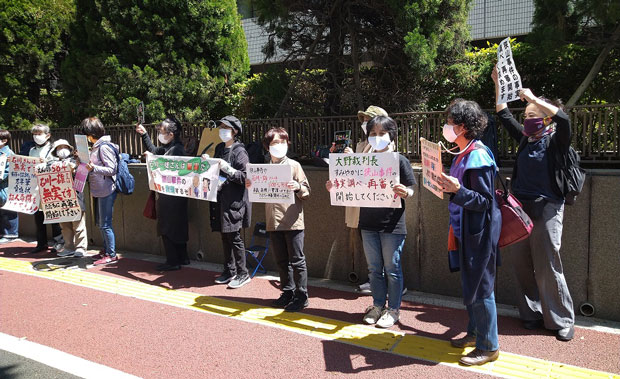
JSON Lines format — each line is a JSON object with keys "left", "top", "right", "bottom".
{"left": 18, "top": 165, "right": 620, "bottom": 321}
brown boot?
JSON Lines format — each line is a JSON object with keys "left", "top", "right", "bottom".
{"left": 451, "top": 334, "right": 476, "bottom": 348}
{"left": 459, "top": 348, "right": 499, "bottom": 366}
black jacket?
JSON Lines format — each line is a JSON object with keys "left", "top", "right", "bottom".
{"left": 496, "top": 108, "right": 572, "bottom": 199}
{"left": 209, "top": 141, "right": 251, "bottom": 233}
{"left": 141, "top": 133, "right": 189, "bottom": 243}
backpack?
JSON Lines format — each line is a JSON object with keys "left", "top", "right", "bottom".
{"left": 99, "top": 142, "right": 135, "bottom": 195}
{"left": 554, "top": 145, "right": 586, "bottom": 205}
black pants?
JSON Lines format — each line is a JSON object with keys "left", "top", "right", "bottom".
{"left": 34, "top": 211, "right": 61, "bottom": 248}
{"left": 162, "top": 235, "right": 187, "bottom": 266}
{"left": 221, "top": 230, "right": 248, "bottom": 277}
{"left": 270, "top": 230, "right": 307, "bottom": 297}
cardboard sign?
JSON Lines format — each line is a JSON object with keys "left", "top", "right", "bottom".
{"left": 72, "top": 163, "right": 89, "bottom": 193}
{"left": 74, "top": 135, "right": 90, "bottom": 163}
{"left": 146, "top": 154, "right": 220, "bottom": 201}
{"left": 196, "top": 121, "right": 219, "bottom": 157}
{"left": 496, "top": 37, "right": 523, "bottom": 104}
{"left": 0, "top": 154, "right": 6, "bottom": 181}
{"left": 1, "top": 155, "right": 45, "bottom": 214}
{"left": 329, "top": 152, "right": 401, "bottom": 208}
{"left": 247, "top": 163, "right": 294, "bottom": 204}
{"left": 36, "top": 161, "right": 81, "bottom": 224}
{"left": 420, "top": 138, "right": 444, "bottom": 199}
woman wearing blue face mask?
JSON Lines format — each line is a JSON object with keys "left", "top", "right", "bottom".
{"left": 492, "top": 66, "right": 575, "bottom": 342}
{"left": 326, "top": 116, "right": 416, "bottom": 328}
{"left": 136, "top": 117, "right": 189, "bottom": 271}
{"left": 209, "top": 115, "right": 252, "bottom": 289}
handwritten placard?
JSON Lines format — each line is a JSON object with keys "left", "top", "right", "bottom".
{"left": 74, "top": 135, "right": 90, "bottom": 163}
{"left": 1, "top": 155, "right": 45, "bottom": 214}
{"left": 496, "top": 37, "right": 523, "bottom": 104}
{"left": 329, "top": 153, "right": 401, "bottom": 208}
{"left": 420, "top": 138, "right": 444, "bottom": 199}
{"left": 36, "top": 162, "right": 81, "bottom": 224}
{"left": 72, "top": 163, "right": 88, "bottom": 192}
{"left": 0, "top": 154, "right": 6, "bottom": 181}
{"left": 146, "top": 154, "right": 220, "bottom": 201}
{"left": 247, "top": 163, "right": 294, "bottom": 204}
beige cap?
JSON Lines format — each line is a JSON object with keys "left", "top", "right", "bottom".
{"left": 357, "top": 105, "right": 388, "bottom": 122}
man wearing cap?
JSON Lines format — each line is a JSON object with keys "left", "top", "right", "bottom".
{"left": 209, "top": 115, "right": 252, "bottom": 289}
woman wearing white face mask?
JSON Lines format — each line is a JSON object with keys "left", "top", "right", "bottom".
{"left": 49, "top": 140, "right": 88, "bottom": 258}
{"left": 326, "top": 116, "right": 416, "bottom": 328}
{"left": 209, "top": 115, "right": 252, "bottom": 289}
{"left": 246, "top": 127, "right": 311, "bottom": 312}
{"left": 136, "top": 117, "right": 189, "bottom": 271}
{"left": 29, "top": 124, "right": 63, "bottom": 254}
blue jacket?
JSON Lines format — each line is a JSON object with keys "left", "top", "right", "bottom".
{"left": 449, "top": 143, "right": 502, "bottom": 305}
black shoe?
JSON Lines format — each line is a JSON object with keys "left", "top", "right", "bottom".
{"left": 157, "top": 263, "right": 181, "bottom": 271}
{"left": 522, "top": 319, "right": 544, "bottom": 330}
{"left": 30, "top": 246, "right": 48, "bottom": 254}
{"left": 214, "top": 272, "right": 235, "bottom": 284}
{"left": 556, "top": 325, "right": 574, "bottom": 341}
{"left": 284, "top": 296, "right": 309, "bottom": 312}
{"left": 272, "top": 291, "right": 295, "bottom": 308}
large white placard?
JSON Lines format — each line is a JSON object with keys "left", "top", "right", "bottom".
{"left": 329, "top": 153, "right": 401, "bottom": 208}
{"left": 36, "top": 161, "right": 81, "bottom": 224}
{"left": 420, "top": 138, "right": 444, "bottom": 199}
{"left": 247, "top": 163, "right": 294, "bottom": 204}
{"left": 146, "top": 154, "right": 220, "bottom": 202}
{"left": 1, "top": 155, "right": 45, "bottom": 214}
{"left": 496, "top": 37, "right": 523, "bottom": 105}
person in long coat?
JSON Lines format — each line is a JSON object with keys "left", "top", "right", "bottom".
{"left": 209, "top": 116, "right": 252, "bottom": 289}
{"left": 437, "top": 99, "right": 502, "bottom": 366}
{"left": 136, "top": 117, "right": 189, "bottom": 271}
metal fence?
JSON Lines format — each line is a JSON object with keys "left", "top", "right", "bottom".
{"left": 7, "top": 104, "right": 620, "bottom": 164}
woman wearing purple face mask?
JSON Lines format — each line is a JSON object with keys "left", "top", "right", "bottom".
{"left": 492, "top": 66, "right": 575, "bottom": 342}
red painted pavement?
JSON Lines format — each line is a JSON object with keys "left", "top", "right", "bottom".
{"left": 1, "top": 240, "right": 619, "bottom": 378}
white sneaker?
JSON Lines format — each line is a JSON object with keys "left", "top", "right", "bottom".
{"left": 52, "top": 242, "right": 64, "bottom": 252}
{"left": 362, "top": 305, "right": 383, "bottom": 325}
{"left": 73, "top": 248, "right": 86, "bottom": 258}
{"left": 376, "top": 308, "right": 399, "bottom": 328}
{"left": 56, "top": 248, "right": 75, "bottom": 257}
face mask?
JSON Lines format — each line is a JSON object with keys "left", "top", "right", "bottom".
{"left": 522, "top": 117, "right": 548, "bottom": 136}
{"left": 368, "top": 134, "right": 391, "bottom": 151}
{"left": 361, "top": 121, "right": 368, "bottom": 135}
{"left": 57, "top": 148, "right": 71, "bottom": 159}
{"left": 158, "top": 133, "right": 173, "bottom": 144}
{"left": 442, "top": 124, "right": 463, "bottom": 143}
{"left": 269, "top": 142, "right": 288, "bottom": 159}
{"left": 219, "top": 129, "right": 233, "bottom": 143}
{"left": 33, "top": 134, "right": 48, "bottom": 145}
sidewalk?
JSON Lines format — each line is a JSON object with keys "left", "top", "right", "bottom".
{"left": 1, "top": 239, "right": 619, "bottom": 378}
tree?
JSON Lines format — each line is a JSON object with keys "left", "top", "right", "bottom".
{"left": 0, "top": 0, "right": 74, "bottom": 130}
{"left": 253, "top": 0, "right": 471, "bottom": 116}
{"left": 530, "top": 0, "right": 620, "bottom": 105}
{"left": 61, "top": 0, "right": 249, "bottom": 125}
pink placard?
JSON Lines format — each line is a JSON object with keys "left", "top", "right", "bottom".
{"left": 73, "top": 163, "right": 89, "bottom": 192}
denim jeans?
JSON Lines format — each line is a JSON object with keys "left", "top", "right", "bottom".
{"left": 466, "top": 292, "right": 499, "bottom": 351}
{"left": 97, "top": 191, "right": 117, "bottom": 257}
{"left": 0, "top": 209, "right": 19, "bottom": 238}
{"left": 361, "top": 230, "right": 405, "bottom": 310}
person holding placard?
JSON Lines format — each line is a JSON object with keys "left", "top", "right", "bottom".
{"left": 436, "top": 99, "right": 501, "bottom": 366}
{"left": 81, "top": 117, "right": 119, "bottom": 266}
{"left": 136, "top": 117, "right": 189, "bottom": 271}
{"left": 246, "top": 127, "right": 311, "bottom": 311}
{"left": 327, "top": 116, "right": 416, "bottom": 328}
{"left": 0, "top": 129, "right": 19, "bottom": 244}
{"left": 49, "top": 139, "right": 88, "bottom": 258}
{"left": 29, "top": 124, "right": 64, "bottom": 254}
{"left": 492, "top": 66, "right": 575, "bottom": 342}
{"left": 209, "top": 116, "right": 252, "bottom": 289}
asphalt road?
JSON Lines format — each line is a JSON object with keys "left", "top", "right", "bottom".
{"left": 0, "top": 349, "right": 81, "bottom": 379}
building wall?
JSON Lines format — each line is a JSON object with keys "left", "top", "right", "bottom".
{"left": 19, "top": 165, "right": 620, "bottom": 321}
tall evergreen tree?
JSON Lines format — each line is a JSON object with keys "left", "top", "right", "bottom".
{"left": 62, "top": 0, "right": 250, "bottom": 124}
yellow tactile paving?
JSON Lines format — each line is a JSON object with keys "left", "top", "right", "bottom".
{"left": 1, "top": 256, "right": 618, "bottom": 379}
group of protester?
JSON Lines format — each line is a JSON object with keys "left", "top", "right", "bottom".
{"left": 0, "top": 69, "right": 576, "bottom": 366}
